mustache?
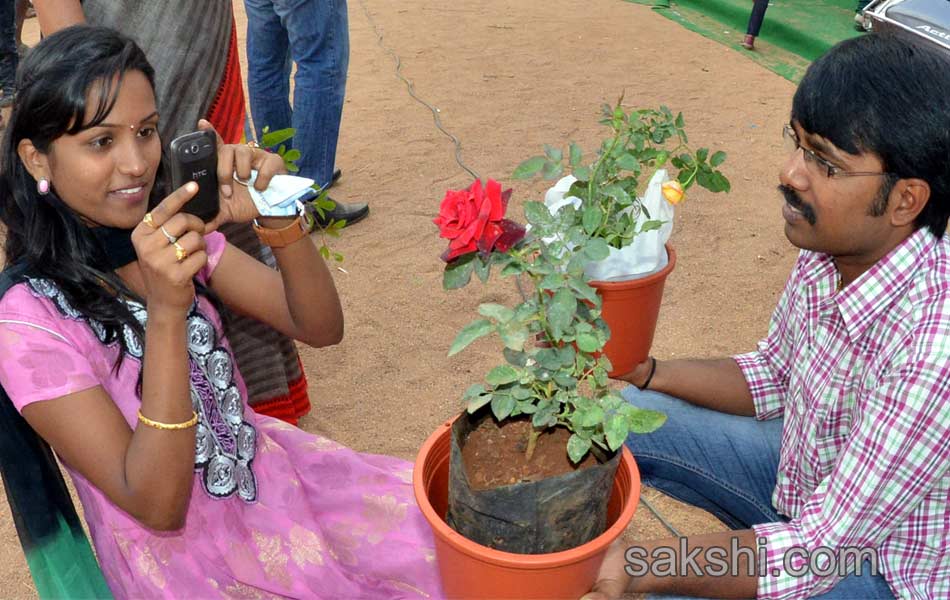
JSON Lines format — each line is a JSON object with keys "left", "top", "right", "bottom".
{"left": 777, "top": 185, "right": 816, "bottom": 225}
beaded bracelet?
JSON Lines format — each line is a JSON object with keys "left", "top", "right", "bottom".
{"left": 137, "top": 409, "right": 199, "bottom": 431}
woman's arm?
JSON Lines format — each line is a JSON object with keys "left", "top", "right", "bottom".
{"left": 21, "top": 305, "right": 196, "bottom": 531}
{"left": 207, "top": 225, "right": 344, "bottom": 348}
{"left": 32, "top": 0, "right": 86, "bottom": 35}
{"left": 17, "top": 183, "right": 216, "bottom": 531}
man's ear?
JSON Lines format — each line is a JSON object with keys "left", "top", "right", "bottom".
{"left": 889, "top": 178, "right": 930, "bottom": 228}
{"left": 17, "top": 138, "right": 50, "bottom": 183}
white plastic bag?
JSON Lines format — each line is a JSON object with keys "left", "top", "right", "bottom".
{"left": 544, "top": 170, "right": 674, "bottom": 282}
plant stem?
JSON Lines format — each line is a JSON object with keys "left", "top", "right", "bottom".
{"left": 525, "top": 427, "right": 543, "bottom": 462}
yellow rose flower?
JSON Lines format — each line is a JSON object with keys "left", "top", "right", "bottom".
{"left": 662, "top": 180, "right": 685, "bottom": 205}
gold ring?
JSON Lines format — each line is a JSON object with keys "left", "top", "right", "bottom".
{"left": 174, "top": 241, "right": 188, "bottom": 262}
{"left": 160, "top": 225, "right": 178, "bottom": 244}
{"left": 143, "top": 212, "right": 156, "bottom": 228}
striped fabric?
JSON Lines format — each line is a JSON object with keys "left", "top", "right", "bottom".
{"left": 81, "top": 0, "right": 233, "bottom": 142}
{"left": 735, "top": 228, "right": 950, "bottom": 599}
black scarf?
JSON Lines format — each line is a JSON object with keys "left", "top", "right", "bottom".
{"left": 90, "top": 225, "right": 137, "bottom": 270}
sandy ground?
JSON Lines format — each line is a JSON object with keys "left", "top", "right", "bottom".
{"left": 0, "top": 0, "right": 800, "bottom": 597}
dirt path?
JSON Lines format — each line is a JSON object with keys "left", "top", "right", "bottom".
{"left": 0, "top": 1, "right": 798, "bottom": 596}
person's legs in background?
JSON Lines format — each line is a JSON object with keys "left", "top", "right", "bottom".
{"left": 741, "top": 0, "right": 769, "bottom": 50}
{"left": 243, "top": 0, "right": 368, "bottom": 227}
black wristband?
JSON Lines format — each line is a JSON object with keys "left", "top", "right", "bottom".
{"left": 636, "top": 357, "right": 657, "bottom": 391}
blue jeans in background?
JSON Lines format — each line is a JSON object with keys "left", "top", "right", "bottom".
{"left": 0, "top": 0, "right": 17, "bottom": 106}
{"left": 622, "top": 388, "right": 894, "bottom": 599}
{"left": 243, "top": 0, "right": 349, "bottom": 190}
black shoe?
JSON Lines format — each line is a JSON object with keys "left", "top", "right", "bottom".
{"left": 318, "top": 169, "right": 343, "bottom": 191}
{"left": 308, "top": 198, "right": 369, "bottom": 229}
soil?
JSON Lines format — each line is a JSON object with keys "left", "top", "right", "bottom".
{"left": 461, "top": 416, "right": 599, "bottom": 490}
{"left": 1, "top": 0, "right": 799, "bottom": 597}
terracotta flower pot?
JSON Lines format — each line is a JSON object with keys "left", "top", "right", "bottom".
{"left": 413, "top": 419, "right": 641, "bottom": 600}
{"left": 590, "top": 244, "right": 676, "bottom": 378}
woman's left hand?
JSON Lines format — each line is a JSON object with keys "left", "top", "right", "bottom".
{"left": 196, "top": 119, "right": 287, "bottom": 232}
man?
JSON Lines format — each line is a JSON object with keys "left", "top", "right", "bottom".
{"left": 243, "top": 0, "right": 369, "bottom": 228}
{"left": 587, "top": 32, "right": 950, "bottom": 599}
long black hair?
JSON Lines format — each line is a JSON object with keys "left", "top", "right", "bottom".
{"left": 0, "top": 26, "right": 183, "bottom": 364}
{"left": 791, "top": 32, "right": 950, "bottom": 237}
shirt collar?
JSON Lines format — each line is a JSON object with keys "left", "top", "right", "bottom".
{"left": 811, "top": 228, "right": 938, "bottom": 342}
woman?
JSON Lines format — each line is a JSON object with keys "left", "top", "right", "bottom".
{"left": 741, "top": 0, "right": 769, "bottom": 51}
{"left": 0, "top": 26, "right": 441, "bottom": 598}
{"left": 34, "top": 0, "right": 314, "bottom": 424}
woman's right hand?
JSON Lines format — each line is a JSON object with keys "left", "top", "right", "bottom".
{"left": 131, "top": 182, "right": 209, "bottom": 315}
{"left": 613, "top": 357, "right": 656, "bottom": 388}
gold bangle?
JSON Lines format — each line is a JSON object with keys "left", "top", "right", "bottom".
{"left": 137, "top": 409, "right": 199, "bottom": 431}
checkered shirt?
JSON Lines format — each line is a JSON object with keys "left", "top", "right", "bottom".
{"left": 734, "top": 228, "right": 950, "bottom": 599}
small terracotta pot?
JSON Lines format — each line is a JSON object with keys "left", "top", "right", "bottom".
{"left": 590, "top": 244, "right": 676, "bottom": 378}
{"left": 413, "top": 419, "right": 641, "bottom": 600}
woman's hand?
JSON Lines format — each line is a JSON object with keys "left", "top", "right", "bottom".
{"left": 196, "top": 119, "right": 287, "bottom": 232}
{"left": 131, "top": 182, "right": 208, "bottom": 315}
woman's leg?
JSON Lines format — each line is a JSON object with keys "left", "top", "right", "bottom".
{"left": 746, "top": 0, "right": 770, "bottom": 37}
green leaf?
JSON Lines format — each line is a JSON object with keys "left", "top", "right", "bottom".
{"left": 283, "top": 149, "right": 302, "bottom": 163}
{"left": 524, "top": 201, "right": 555, "bottom": 227}
{"left": 582, "top": 204, "right": 602, "bottom": 234}
{"left": 541, "top": 160, "right": 564, "bottom": 180}
{"left": 604, "top": 184, "right": 631, "bottom": 206}
{"left": 574, "top": 166, "right": 592, "bottom": 182}
{"left": 567, "top": 434, "right": 592, "bottom": 464}
{"left": 467, "top": 393, "right": 493, "bottom": 413}
{"left": 569, "top": 142, "right": 583, "bottom": 167}
{"left": 674, "top": 113, "right": 685, "bottom": 129}
{"left": 655, "top": 151, "right": 669, "bottom": 166}
{"left": 513, "top": 156, "right": 546, "bottom": 179}
{"left": 710, "top": 151, "right": 727, "bottom": 167}
{"left": 579, "top": 405, "right": 605, "bottom": 428}
{"left": 491, "top": 393, "right": 516, "bottom": 420}
{"left": 479, "top": 303, "right": 514, "bottom": 322}
{"left": 498, "top": 321, "right": 529, "bottom": 351}
{"left": 627, "top": 407, "right": 667, "bottom": 434}
{"left": 463, "top": 383, "right": 486, "bottom": 399}
{"left": 639, "top": 220, "right": 665, "bottom": 234}
{"left": 448, "top": 319, "right": 493, "bottom": 356}
{"left": 473, "top": 255, "right": 491, "bottom": 283}
{"left": 584, "top": 238, "right": 611, "bottom": 261}
{"left": 616, "top": 152, "right": 640, "bottom": 173}
{"left": 696, "top": 148, "right": 709, "bottom": 163}
{"left": 503, "top": 347, "right": 528, "bottom": 367}
{"left": 544, "top": 144, "right": 563, "bottom": 162}
{"left": 511, "top": 385, "right": 532, "bottom": 400}
{"left": 261, "top": 127, "right": 295, "bottom": 148}
{"left": 443, "top": 256, "right": 475, "bottom": 289}
{"left": 606, "top": 415, "right": 628, "bottom": 450}
{"left": 546, "top": 288, "right": 577, "bottom": 338}
{"left": 576, "top": 332, "right": 600, "bottom": 352}
{"left": 486, "top": 365, "right": 520, "bottom": 386}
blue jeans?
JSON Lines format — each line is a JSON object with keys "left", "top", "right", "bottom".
{"left": 622, "top": 388, "right": 894, "bottom": 599}
{"left": 243, "top": 0, "right": 349, "bottom": 189}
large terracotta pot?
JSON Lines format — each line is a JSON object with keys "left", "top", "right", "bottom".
{"left": 590, "top": 244, "right": 676, "bottom": 378}
{"left": 413, "top": 419, "right": 641, "bottom": 600}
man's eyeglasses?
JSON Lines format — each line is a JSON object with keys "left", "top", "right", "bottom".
{"left": 782, "top": 124, "right": 894, "bottom": 180}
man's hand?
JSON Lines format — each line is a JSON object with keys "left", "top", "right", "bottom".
{"left": 582, "top": 540, "right": 631, "bottom": 600}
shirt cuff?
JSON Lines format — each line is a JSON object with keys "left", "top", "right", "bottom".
{"left": 734, "top": 352, "right": 785, "bottom": 420}
{"left": 753, "top": 521, "right": 811, "bottom": 599}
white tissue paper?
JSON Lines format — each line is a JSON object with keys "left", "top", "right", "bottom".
{"left": 544, "top": 170, "right": 674, "bottom": 283}
{"left": 239, "top": 170, "right": 316, "bottom": 218}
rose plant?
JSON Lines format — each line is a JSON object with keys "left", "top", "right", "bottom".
{"left": 435, "top": 178, "right": 666, "bottom": 464}
{"left": 513, "top": 98, "right": 730, "bottom": 254}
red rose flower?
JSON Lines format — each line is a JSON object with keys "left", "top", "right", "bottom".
{"left": 433, "top": 179, "right": 526, "bottom": 262}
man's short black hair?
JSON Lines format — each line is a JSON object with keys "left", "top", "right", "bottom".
{"left": 791, "top": 32, "right": 950, "bottom": 237}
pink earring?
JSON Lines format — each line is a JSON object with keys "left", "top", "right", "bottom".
{"left": 37, "top": 178, "right": 50, "bottom": 195}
